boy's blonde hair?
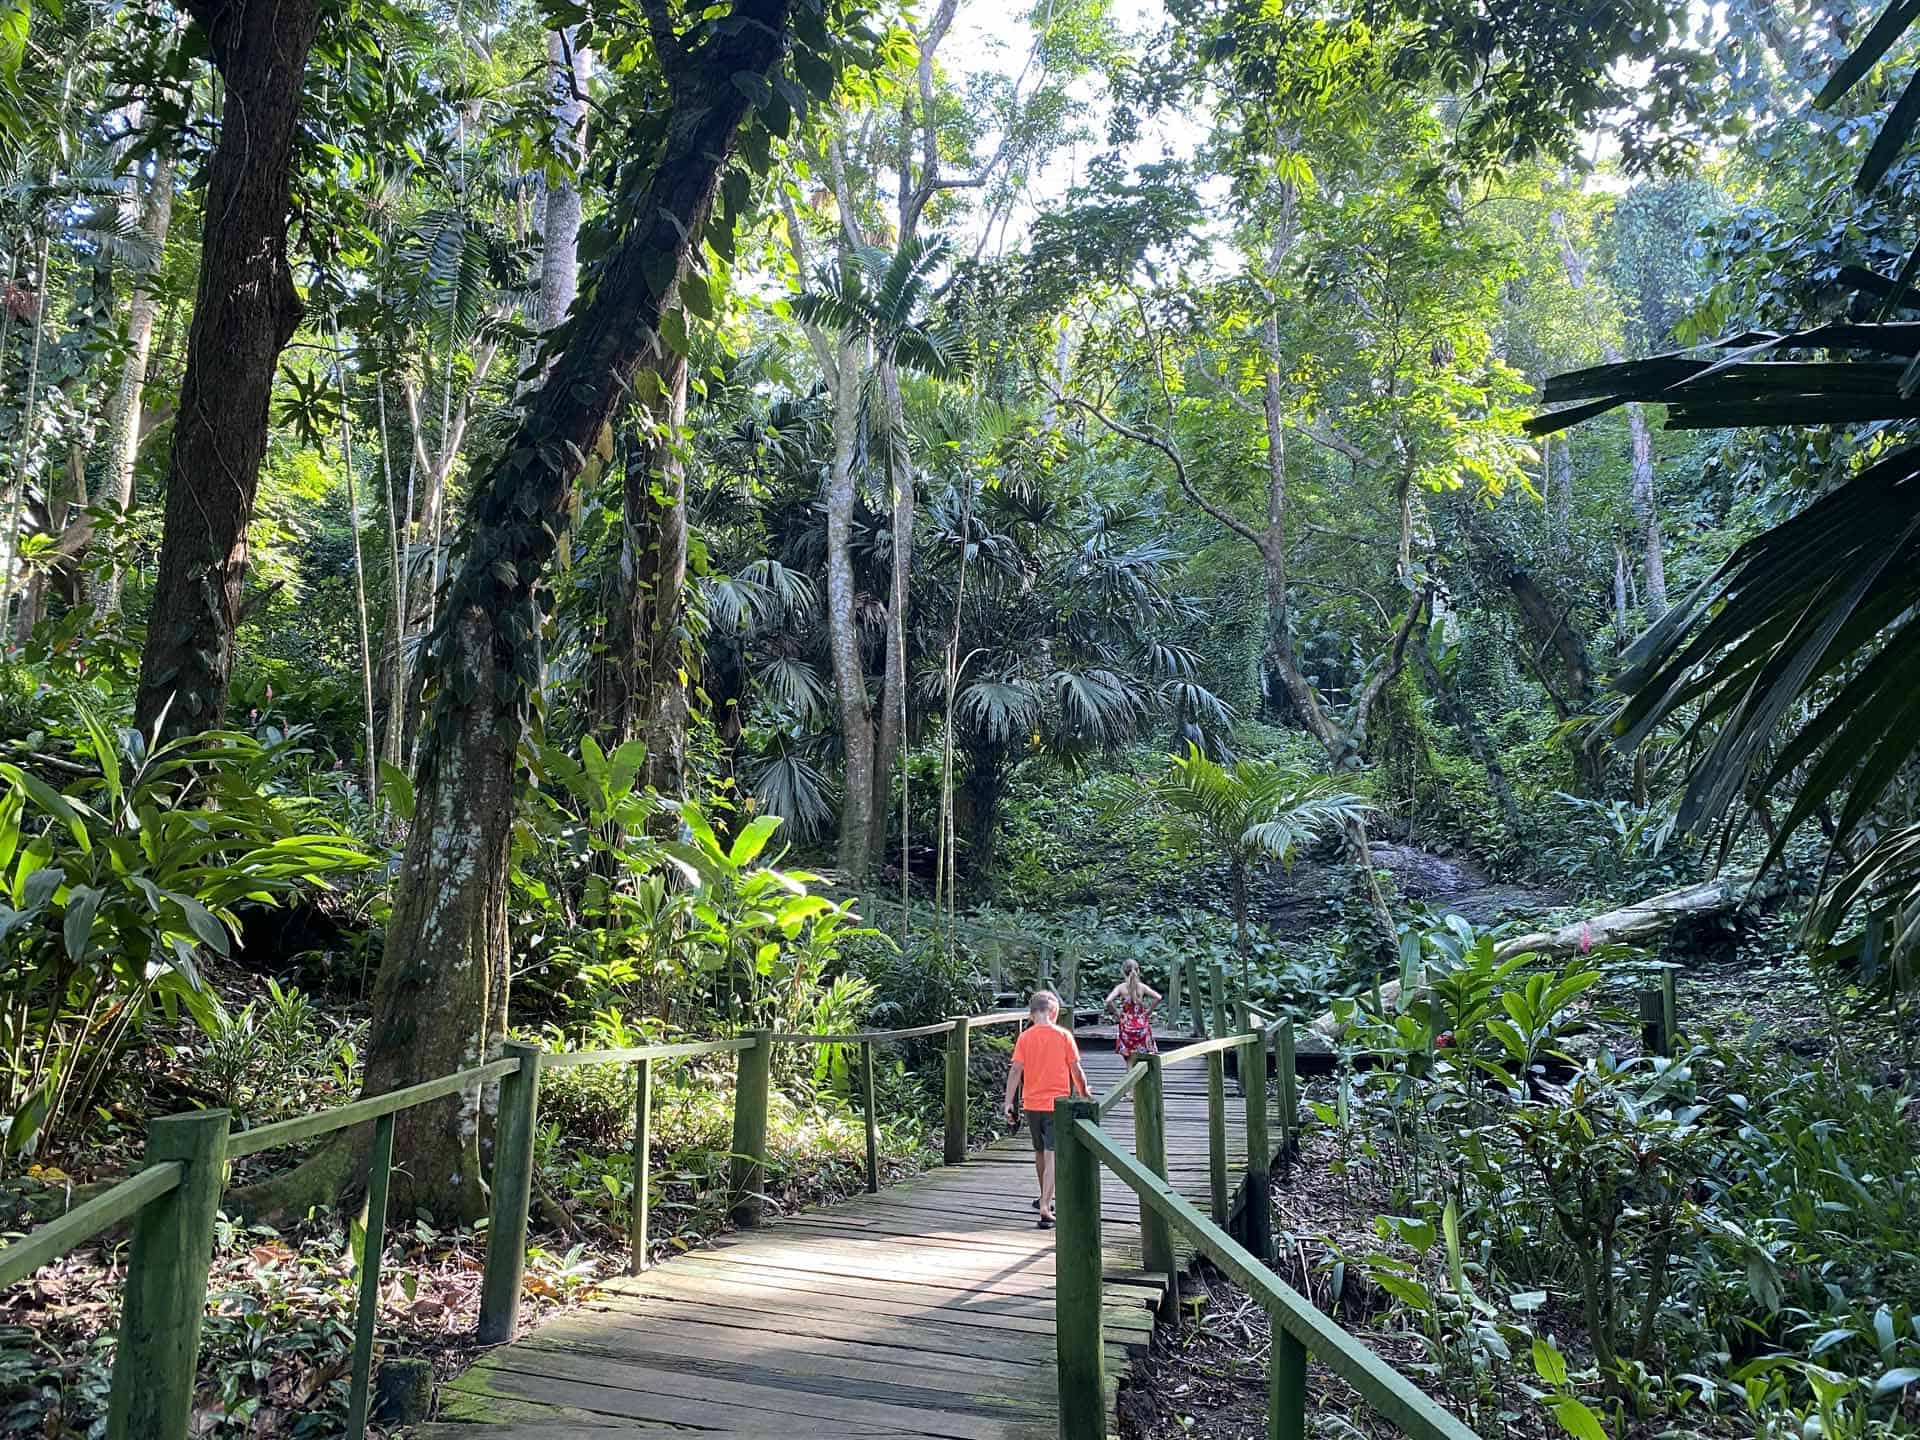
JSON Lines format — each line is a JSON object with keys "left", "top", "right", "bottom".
{"left": 1028, "top": 989, "right": 1060, "bottom": 1018}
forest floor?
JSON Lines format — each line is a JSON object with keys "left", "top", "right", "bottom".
{"left": 1115, "top": 934, "right": 1916, "bottom": 1440}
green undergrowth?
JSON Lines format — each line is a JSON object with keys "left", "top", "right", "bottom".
{"left": 1255, "top": 922, "right": 1920, "bottom": 1440}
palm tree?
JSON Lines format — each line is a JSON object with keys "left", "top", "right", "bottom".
{"left": 1113, "top": 746, "right": 1371, "bottom": 985}
{"left": 791, "top": 233, "right": 970, "bottom": 880}
{"left": 930, "top": 486, "right": 1235, "bottom": 876}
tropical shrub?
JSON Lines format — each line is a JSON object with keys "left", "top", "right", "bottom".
{"left": 0, "top": 704, "right": 369, "bottom": 1159}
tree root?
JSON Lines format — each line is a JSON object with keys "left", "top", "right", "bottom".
{"left": 223, "top": 1134, "right": 361, "bottom": 1225}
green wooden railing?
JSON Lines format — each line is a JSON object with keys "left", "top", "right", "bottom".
{"left": 1056, "top": 1023, "right": 1479, "bottom": 1440}
{"left": 0, "top": 1007, "right": 1027, "bottom": 1440}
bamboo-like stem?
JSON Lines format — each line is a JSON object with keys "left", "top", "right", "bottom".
{"left": 1, "top": 231, "right": 53, "bottom": 645}
{"left": 335, "top": 344, "right": 379, "bottom": 807}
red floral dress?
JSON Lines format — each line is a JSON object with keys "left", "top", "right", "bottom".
{"left": 1116, "top": 993, "right": 1157, "bottom": 1060}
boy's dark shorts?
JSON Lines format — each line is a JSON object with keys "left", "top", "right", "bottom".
{"left": 1027, "top": 1109, "right": 1054, "bottom": 1151}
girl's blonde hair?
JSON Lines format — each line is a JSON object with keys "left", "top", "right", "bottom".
{"left": 1121, "top": 958, "right": 1140, "bottom": 978}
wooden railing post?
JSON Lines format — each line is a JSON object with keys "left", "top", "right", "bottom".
{"left": 1276, "top": 1019, "right": 1299, "bottom": 1159}
{"left": 345, "top": 1112, "right": 395, "bottom": 1440}
{"left": 729, "top": 1029, "right": 773, "bottom": 1227}
{"left": 861, "top": 1040, "right": 880, "bottom": 1193}
{"left": 1661, "top": 964, "right": 1679, "bottom": 1046}
{"left": 1134, "top": 1055, "right": 1175, "bottom": 1277}
{"left": 629, "top": 1056, "right": 654, "bottom": 1275}
{"left": 1209, "top": 960, "right": 1229, "bottom": 1043}
{"left": 1241, "top": 1033, "right": 1273, "bottom": 1263}
{"left": 479, "top": 1041, "right": 543, "bottom": 1344}
{"left": 1167, "top": 954, "right": 1183, "bottom": 1034}
{"left": 1269, "top": 1324, "right": 1307, "bottom": 1440}
{"left": 1639, "top": 976, "right": 1674, "bottom": 1058}
{"left": 943, "top": 1015, "right": 970, "bottom": 1164}
{"left": 1055, "top": 1098, "right": 1106, "bottom": 1440}
{"left": 1206, "top": 1048, "right": 1229, "bottom": 1225}
{"left": 106, "top": 1109, "right": 229, "bottom": 1440}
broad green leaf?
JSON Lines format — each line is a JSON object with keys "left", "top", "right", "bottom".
{"left": 378, "top": 761, "right": 415, "bottom": 822}
{"left": 727, "top": 814, "right": 783, "bottom": 868}
{"left": 62, "top": 884, "right": 102, "bottom": 961}
{"left": 1549, "top": 1396, "right": 1607, "bottom": 1440}
{"left": 0, "top": 764, "right": 90, "bottom": 853}
{"left": 0, "top": 0, "right": 25, "bottom": 77}
{"left": 1532, "top": 1337, "right": 1569, "bottom": 1388}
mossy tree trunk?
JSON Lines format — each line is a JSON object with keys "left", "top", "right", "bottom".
{"left": 590, "top": 353, "right": 691, "bottom": 805}
{"left": 358, "top": 0, "right": 801, "bottom": 1220}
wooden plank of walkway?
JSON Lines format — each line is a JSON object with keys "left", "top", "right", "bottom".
{"left": 427, "top": 1044, "right": 1269, "bottom": 1438}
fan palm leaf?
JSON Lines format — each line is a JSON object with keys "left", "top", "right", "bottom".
{"left": 1110, "top": 746, "right": 1369, "bottom": 977}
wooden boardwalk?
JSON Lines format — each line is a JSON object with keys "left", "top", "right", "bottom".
{"left": 428, "top": 1044, "right": 1268, "bottom": 1438}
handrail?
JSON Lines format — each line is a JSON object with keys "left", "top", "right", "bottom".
{"left": 0, "top": 989, "right": 1031, "bottom": 1440}
{"left": 1069, "top": 1115, "right": 1477, "bottom": 1440}
{"left": 0, "top": 1161, "right": 183, "bottom": 1290}
{"left": 1094, "top": 1061, "right": 1148, "bottom": 1119}
{"left": 227, "top": 1057, "right": 523, "bottom": 1156}
{"left": 1159, "top": 1030, "right": 1259, "bottom": 1067}
{"left": 769, "top": 1020, "right": 956, "bottom": 1044}
{"left": 967, "top": 1009, "right": 1027, "bottom": 1029}
{"left": 538, "top": 1037, "right": 756, "bottom": 1070}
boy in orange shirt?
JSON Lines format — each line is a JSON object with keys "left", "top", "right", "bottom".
{"left": 1003, "top": 990, "right": 1091, "bottom": 1228}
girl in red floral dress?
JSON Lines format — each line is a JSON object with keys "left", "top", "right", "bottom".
{"left": 1104, "top": 959, "right": 1162, "bottom": 1062}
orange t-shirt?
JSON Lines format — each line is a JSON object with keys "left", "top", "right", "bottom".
{"left": 1013, "top": 1023, "right": 1081, "bottom": 1113}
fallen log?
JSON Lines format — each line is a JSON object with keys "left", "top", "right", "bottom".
{"left": 1304, "top": 873, "right": 1753, "bottom": 1050}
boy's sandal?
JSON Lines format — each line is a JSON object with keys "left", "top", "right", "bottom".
{"left": 1037, "top": 1215, "right": 1055, "bottom": 1229}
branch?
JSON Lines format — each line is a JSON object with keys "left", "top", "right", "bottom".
{"left": 824, "top": 136, "right": 866, "bottom": 257}
{"left": 899, "top": 0, "right": 960, "bottom": 236}
{"left": 637, "top": 0, "right": 689, "bottom": 77}
{"left": 236, "top": 579, "right": 287, "bottom": 625}
{"left": 1291, "top": 419, "right": 1380, "bottom": 468}
{"left": 776, "top": 185, "right": 841, "bottom": 386}
{"left": 1053, "top": 387, "right": 1265, "bottom": 548}
{"left": 1349, "top": 584, "right": 1433, "bottom": 734}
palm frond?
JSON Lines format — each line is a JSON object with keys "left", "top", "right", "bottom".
{"left": 956, "top": 678, "right": 1042, "bottom": 744}
{"left": 1118, "top": 745, "right": 1369, "bottom": 869}
{"left": 746, "top": 750, "right": 836, "bottom": 842}
{"left": 1052, "top": 667, "right": 1148, "bottom": 747}
{"left": 753, "top": 655, "right": 830, "bottom": 726}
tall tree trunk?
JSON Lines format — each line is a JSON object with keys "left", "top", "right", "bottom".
{"left": 377, "top": 381, "right": 409, "bottom": 770}
{"left": 337, "top": 358, "right": 379, "bottom": 805}
{"left": 825, "top": 336, "right": 876, "bottom": 881}
{"left": 0, "top": 231, "right": 51, "bottom": 643}
{"left": 1412, "top": 640, "right": 1524, "bottom": 840}
{"left": 871, "top": 354, "right": 913, "bottom": 874}
{"left": 590, "top": 353, "right": 690, "bottom": 799}
{"left": 93, "top": 145, "right": 174, "bottom": 615}
{"left": 134, "top": 0, "right": 318, "bottom": 740}
{"left": 537, "top": 28, "right": 591, "bottom": 339}
{"left": 1553, "top": 208, "right": 1667, "bottom": 620}
{"left": 1628, "top": 410, "right": 1667, "bottom": 617}
{"left": 357, "top": 0, "right": 798, "bottom": 1219}
{"left": 1612, "top": 541, "right": 1630, "bottom": 647}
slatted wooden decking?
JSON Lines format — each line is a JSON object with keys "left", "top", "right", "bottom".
{"left": 428, "top": 1044, "right": 1269, "bottom": 1438}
